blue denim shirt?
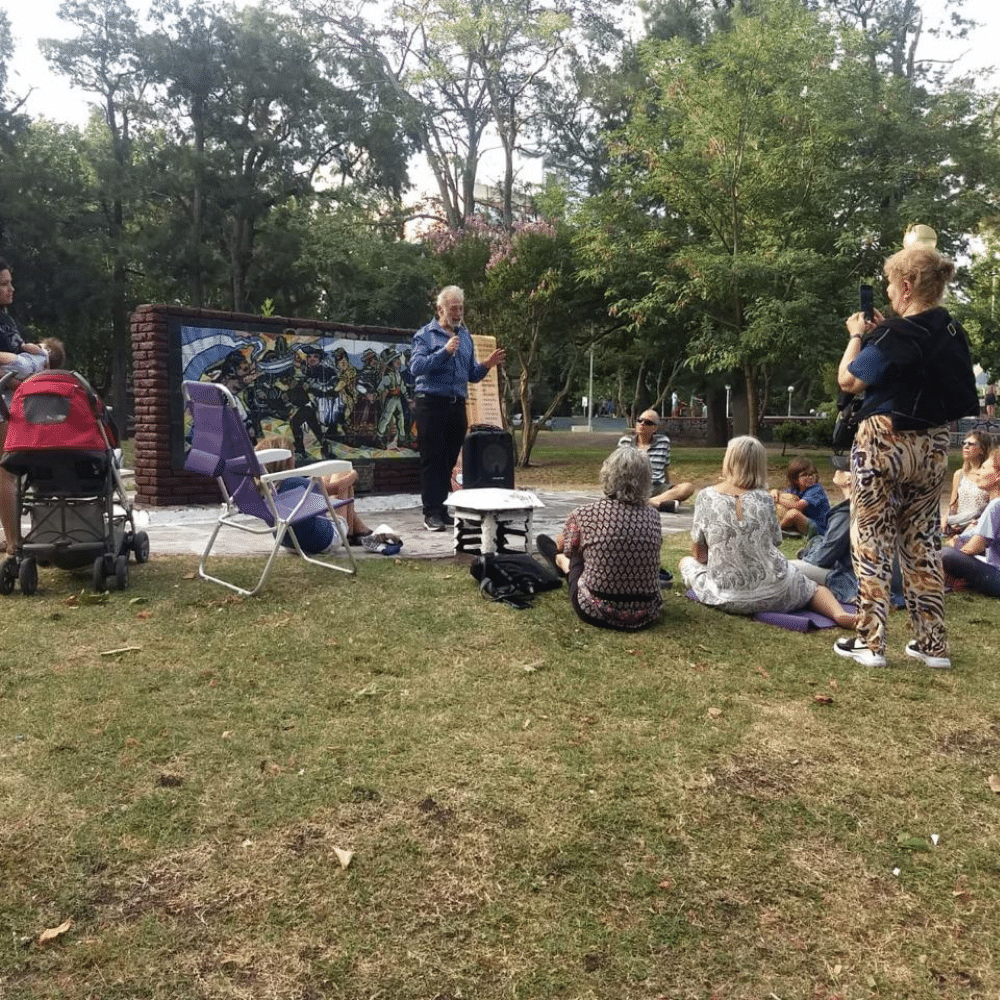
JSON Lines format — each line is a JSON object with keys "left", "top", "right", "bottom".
{"left": 409, "top": 317, "right": 487, "bottom": 399}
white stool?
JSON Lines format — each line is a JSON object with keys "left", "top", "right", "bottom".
{"left": 445, "top": 488, "right": 545, "bottom": 555}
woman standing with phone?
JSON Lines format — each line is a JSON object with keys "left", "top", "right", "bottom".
{"left": 834, "top": 244, "right": 978, "bottom": 669}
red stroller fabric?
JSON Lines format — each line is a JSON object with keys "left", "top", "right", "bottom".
{"left": 4, "top": 372, "right": 115, "bottom": 453}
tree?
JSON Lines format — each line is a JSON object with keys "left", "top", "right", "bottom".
{"left": 428, "top": 212, "right": 624, "bottom": 464}
{"left": 42, "top": 0, "right": 148, "bottom": 418}
{"left": 141, "top": 0, "right": 413, "bottom": 313}
{"left": 594, "top": 0, "right": 997, "bottom": 431}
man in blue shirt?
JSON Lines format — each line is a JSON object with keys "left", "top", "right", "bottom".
{"left": 410, "top": 286, "right": 505, "bottom": 531}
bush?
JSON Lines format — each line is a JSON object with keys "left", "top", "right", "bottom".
{"left": 807, "top": 411, "right": 837, "bottom": 449}
{"left": 773, "top": 421, "right": 809, "bottom": 454}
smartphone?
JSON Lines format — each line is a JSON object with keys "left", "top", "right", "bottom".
{"left": 859, "top": 283, "right": 874, "bottom": 322}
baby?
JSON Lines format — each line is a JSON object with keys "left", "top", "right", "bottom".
{"left": 0, "top": 337, "right": 66, "bottom": 383}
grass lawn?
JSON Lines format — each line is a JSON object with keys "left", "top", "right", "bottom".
{"left": 2, "top": 436, "right": 998, "bottom": 1000}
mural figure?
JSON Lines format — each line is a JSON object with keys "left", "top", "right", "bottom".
{"left": 204, "top": 347, "right": 259, "bottom": 435}
{"left": 327, "top": 347, "right": 358, "bottom": 443}
{"left": 376, "top": 348, "right": 408, "bottom": 449}
{"left": 287, "top": 346, "right": 325, "bottom": 461}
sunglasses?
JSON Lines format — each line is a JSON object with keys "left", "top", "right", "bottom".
{"left": 638, "top": 418, "right": 658, "bottom": 426}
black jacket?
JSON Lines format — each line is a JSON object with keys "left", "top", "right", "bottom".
{"left": 0, "top": 311, "right": 24, "bottom": 354}
{"left": 860, "top": 307, "right": 978, "bottom": 431}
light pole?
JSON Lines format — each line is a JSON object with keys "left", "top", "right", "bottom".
{"left": 725, "top": 384, "right": 731, "bottom": 420}
{"left": 787, "top": 385, "right": 794, "bottom": 417}
{"left": 587, "top": 342, "right": 594, "bottom": 432}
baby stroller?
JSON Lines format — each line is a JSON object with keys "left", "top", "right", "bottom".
{"left": 0, "top": 370, "right": 149, "bottom": 594}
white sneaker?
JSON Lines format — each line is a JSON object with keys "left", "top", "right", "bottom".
{"left": 905, "top": 640, "right": 951, "bottom": 669}
{"left": 834, "top": 637, "right": 886, "bottom": 668}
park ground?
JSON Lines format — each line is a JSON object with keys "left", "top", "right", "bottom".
{"left": 2, "top": 433, "right": 999, "bottom": 1000}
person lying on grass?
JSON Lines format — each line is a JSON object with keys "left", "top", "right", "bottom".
{"left": 535, "top": 446, "right": 663, "bottom": 632}
{"left": 680, "top": 436, "right": 855, "bottom": 627}
{"left": 940, "top": 443, "right": 1000, "bottom": 597}
{"left": 769, "top": 456, "right": 830, "bottom": 536}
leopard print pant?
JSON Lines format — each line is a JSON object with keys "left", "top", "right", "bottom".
{"left": 850, "top": 414, "right": 949, "bottom": 657}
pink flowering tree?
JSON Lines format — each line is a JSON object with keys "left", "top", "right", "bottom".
{"left": 426, "top": 213, "right": 625, "bottom": 465}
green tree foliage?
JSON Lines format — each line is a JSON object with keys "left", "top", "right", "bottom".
{"left": 588, "top": 0, "right": 998, "bottom": 431}
{"left": 0, "top": 119, "right": 117, "bottom": 384}
{"left": 140, "top": 0, "right": 413, "bottom": 312}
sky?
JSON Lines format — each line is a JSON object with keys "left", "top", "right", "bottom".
{"left": 3, "top": 0, "right": 999, "bottom": 187}
{"left": 5, "top": 0, "right": 1000, "bottom": 125}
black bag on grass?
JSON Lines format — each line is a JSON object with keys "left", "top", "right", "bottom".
{"left": 470, "top": 552, "right": 563, "bottom": 609}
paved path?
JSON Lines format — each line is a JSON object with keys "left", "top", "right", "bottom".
{"left": 135, "top": 490, "right": 693, "bottom": 561}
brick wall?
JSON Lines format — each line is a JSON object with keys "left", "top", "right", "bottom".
{"left": 130, "top": 304, "right": 420, "bottom": 506}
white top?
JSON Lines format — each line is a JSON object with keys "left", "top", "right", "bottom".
{"left": 446, "top": 488, "right": 545, "bottom": 510}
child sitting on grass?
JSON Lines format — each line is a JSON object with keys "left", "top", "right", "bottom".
{"left": 770, "top": 456, "right": 830, "bottom": 536}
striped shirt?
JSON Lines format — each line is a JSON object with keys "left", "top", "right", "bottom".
{"left": 618, "top": 432, "right": 672, "bottom": 487}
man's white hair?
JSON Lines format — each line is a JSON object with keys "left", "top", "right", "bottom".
{"left": 436, "top": 285, "right": 465, "bottom": 309}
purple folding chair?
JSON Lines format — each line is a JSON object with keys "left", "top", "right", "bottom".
{"left": 182, "top": 380, "right": 357, "bottom": 595}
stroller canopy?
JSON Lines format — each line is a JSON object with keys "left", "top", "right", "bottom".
{"left": 2, "top": 372, "right": 115, "bottom": 454}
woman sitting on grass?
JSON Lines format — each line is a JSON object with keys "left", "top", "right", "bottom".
{"left": 769, "top": 456, "right": 830, "bottom": 536}
{"left": 680, "top": 436, "right": 855, "bottom": 627}
{"left": 940, "top": 443, "right": 1000, "bottom": 597}
{"left": 942, "top": 430, "right": 990, "bottom": 537}
{"left": 536, "top": 447, "right": 663, "bottom": 631}
{"left": 255, "top": 434, "right": 372, "bottom": 551}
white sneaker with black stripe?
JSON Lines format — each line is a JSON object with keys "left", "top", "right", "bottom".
{"left": 904, "top": 641, "right": 951, "bottom": 669}
{"left": 833, "top": 637, "right": 886, "bottom": 668}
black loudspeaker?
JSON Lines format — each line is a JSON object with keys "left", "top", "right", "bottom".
{"left": 463, "top": 427, "right": 515, "bottom": 490}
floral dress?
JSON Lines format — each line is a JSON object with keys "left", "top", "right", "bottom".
{"left": 682, "top": 487, "right": 816, "bottom": 615}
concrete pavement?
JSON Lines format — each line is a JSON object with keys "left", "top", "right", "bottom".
{"left": 133, "top": 489, "right": 694, "bottom": 561}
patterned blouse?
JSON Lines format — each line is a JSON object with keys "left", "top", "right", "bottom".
{"left": 685, "top": 487, "right": 815, "bottom": 614}
{"left": 955, "top": 472, "right": 989, "bottom": 526}
{"left": 562, "top": 497, "right": 663, "bottom": 629}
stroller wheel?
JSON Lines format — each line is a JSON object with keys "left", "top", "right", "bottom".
{"left": 0, "top": 557, "right": 16, "bottom": 595}
{"left": 133, "top": 530, "right": 150, "bottom": 564}
{"left": 92, "top": 556, "right": 107, "bottom": 593}
{"left": 18, "top": 557, "right": 38, "bottom": 596}
{"left": 115, "top": 554, "right": 129, "bottom": 591}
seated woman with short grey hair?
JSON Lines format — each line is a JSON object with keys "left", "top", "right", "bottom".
{"left": 536, "top": 447, "right": 663, "bottom": 631}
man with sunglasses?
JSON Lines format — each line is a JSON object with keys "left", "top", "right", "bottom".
{"left": 617, "top": 409, "right": 694, "bottom": 512}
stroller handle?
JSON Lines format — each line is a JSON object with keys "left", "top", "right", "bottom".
{"left": 0, "top": 371, "right": 14, "bottom": 421}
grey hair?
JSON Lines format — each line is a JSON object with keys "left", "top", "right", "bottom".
{"left": 436, "top": 285, "right": 465, "bottom": 309}
{"left": 601, "top": 446, "right": 652, "bottom": 504}
{"left": 722, "top": 435, "right": 768, "bottom": 490}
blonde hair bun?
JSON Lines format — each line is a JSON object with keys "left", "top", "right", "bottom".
{"left": 903, "top": 224, "right": 937, "bottom": 249}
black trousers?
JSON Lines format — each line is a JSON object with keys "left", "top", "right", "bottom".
{"left": 415, "top": 394, "right": 467, "bottom": 516}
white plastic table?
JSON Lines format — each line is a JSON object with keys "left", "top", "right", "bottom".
{"left": 445, "top": 488, "right": 546, "bottom": 555}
